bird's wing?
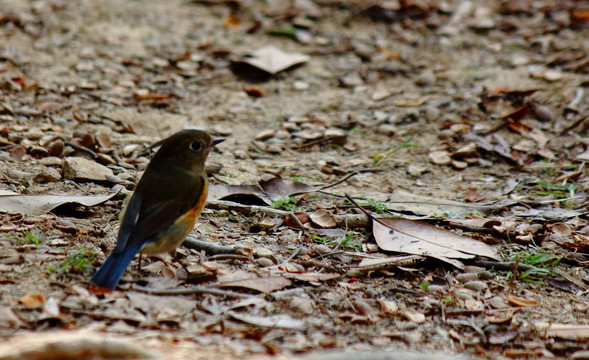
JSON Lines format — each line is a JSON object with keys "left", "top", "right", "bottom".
{"left": 113, "top": 169, "right": 205, "bottom": 255}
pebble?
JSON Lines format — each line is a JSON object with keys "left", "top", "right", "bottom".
{"left": 456, "top": 273, "right": 479, "bottom": 283}
{"left": 213, "top": 125, "right": 233, "bottom": 136}
{"left": 33, "top": 167, "right": 61, "bottom": 183}
{"left": 454, "top": 289, "right": 474, "bottom": 301}
{"left": 256, "top": 258, "right": 275, "bottom": 267}
{"left": 122, "top": 144, "right": 139, "bottom": 156}
{"left": 407, "top": 164, "right": 426, "bottom": 177}
{"left": 571, "top": 350, "right": 589, "bottom": 360}
{"left": 6, "top": 168, "right": 32, "bottom": 181}
{"left": 97, "top": 154, "right": 116, "bottom": 165}
{"left": 39, "top": 157, "right": 63, "bottom": 166}
{"left": 293, "top": 81, "right": 309, "bottom": 90}
{"left": 414, "top": 71, "right": 436, "bottom": 87}
{"left": 377, "top": 124, "right": 397, "bottom": 136}
{"left": 463, "top": 280, "right": 488, "bottom": 292}
{"left": 255, "top": 248, "right": 274, "bottom": 258}
{"left": 451, "top": 159, "right": 468, "bottom": 170}
{"left": 23, "top": 128, "right": 44, "bottom": 140}
{"left": 437, "top": 129, "right": 454, "bottom": 140}
{"left": 463, "top": 265, "right": 486, "bottom": 274}
{"left": 62, "top": 157, "right": 114, "bottom": 181}
{"left": 255, "top": 129, "right": 275, "bottom": 141}
{"left": 532, "top": 105, "right": 555, "bottom": 122}
{"left": 424, "top": 107, "right": 440, "bottom": 122}
{"left": 488, "top": 296, "right": 508, "bottom": 309}
{"left": 266, "top": 144, "right": 283, "bottom": 154}
{"left": 290, "top": 298, "right": 314, "bottom": 314}
{"left": 429, "top": 150, "right": 452, "bottom": 165}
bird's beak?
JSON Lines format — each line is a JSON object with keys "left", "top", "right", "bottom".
{"left": 212, "top": 138, "right": 225, "bottom": 147}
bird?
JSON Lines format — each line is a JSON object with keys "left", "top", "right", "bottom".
{"left": 91, "top": 129, "right": 224, "bottom": 290}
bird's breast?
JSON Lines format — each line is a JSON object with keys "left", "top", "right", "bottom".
{"left": 140, "top": 181, "right": 208, "bottom": 255}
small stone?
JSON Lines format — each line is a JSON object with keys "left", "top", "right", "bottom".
{"left": 33, "top": 167, "right": 61, "bottom": 183}
{"left": 185, "top": 264, "right": 207, "bottom": 276}
{"left": 463, "top": 280, "right": 488, "bottom": 292}
{"left": 104, "top": 174, "right": 123, "bottom": 184}
{"left": 255, "top": 129, "right": 275, "bottom": 141}
{"left": 463, "top": 265, "right": 486, "bottom": 274}
{"left": 324, "top": 128, "right": 345, "bottom": 137}
{"left": 39, "top": 157, "right": 63, "bottom": 166}
{"left": 424, "top": 107, "right": 440, "bottom": 122}
{"left": 255, "top": 248, "right": 274, "bottom": 258}
{"left": 478, "top": 271, "right": 494, "bottom": 280}
{"left": 414, "top": 71, "right": 436, "bottom": 87}
{"left": 377, "top": 124, "right": 397, "bottom": 136}
{"left": 257, "top": 217, "right": 276, "bottom": 229}
{"left": 429, "top": 150, "right": 451, "bottom": 165}
{"left": 23, "top": 128, "right": 44, "bottom": 140}
{"left": 290, "top": 298, "right": 314, "bottom": 314}
{"left": 95, "top": 153, "right": 115, "bottom": 165}
{"left": 454, "top": 289, "right": 474, "bottom": 301}
{"left": 63, "top": 157, "right": 114, "bottom": 181}
{"left": 56, "top": 219, "right": 77, "bottom": 234}
{"left": 488, "top": 296, "right": 508, "bottom": 309}
{"left": 266, "top": 144, "right": 282, "bottom": 154}
{"left": 437, "top": 129, "right": 454, "bottom": 139}
{"left": 456, "top": 273, "right": 479, "bottom": 283}
{"left": 451, "top": 159, "right": 468, "bottom": 169}
{"left": 293, "top": 81, "right": 309, "bottom": 90}
{"left": 407, "top": 164, "right": 426, "bottom": 177}
{"left": 6, "top": 168, "right": 32, "bottom": 181}
{"left": 213, "top": 125, "right": 233, "bottom": 136}
{"left": 314, "top": 244, "right": 331, "bottom": 254}
{"left": 532, "top": 105, "right": 555, "bottom": 122}
{"left": 122, "top": 144, "right": 139, "bottom": 156}
{"left": 256, "top": 258, "right": 275, "bottom": 267}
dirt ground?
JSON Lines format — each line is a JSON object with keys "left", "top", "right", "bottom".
{"left": 0, "top": 0, "right": 588, "bottom": 359}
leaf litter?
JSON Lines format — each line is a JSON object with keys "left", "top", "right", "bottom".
{"left": 0, "top": 0, "right": 588, "bottom": 359}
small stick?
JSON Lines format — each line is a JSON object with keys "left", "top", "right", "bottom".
{"left": 131, "top": 285, "right": 251, "bottom": 298}
{"left": 183, "top": 236, "right": 240, "bottom": 255}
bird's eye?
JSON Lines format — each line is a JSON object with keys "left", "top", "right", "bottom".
{"left": 190, "top": 142, "right": 202, "bottom": 152}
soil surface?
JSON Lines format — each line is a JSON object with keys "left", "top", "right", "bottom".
{"left": 0, "top": 0, "right": 588, "bottom": 359}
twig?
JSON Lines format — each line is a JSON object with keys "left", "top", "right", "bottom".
{"left": 281, "top": 245, "right": 304, "bottom": 265}
{"left": 131, "top": 285, "right": 251, "bottom": 298}
{"left": 316, "top": 172, "right": 357, "bottom": 191}
{"left": 64, "top": 141, "right": 98, "bottom": 159}
{"left": 473, "top": 260, "right": 537, "bottom": 272}
{"left": 206, "top": 199, "right": 369, "bottom": 227}
{"left": 207, "top": 254, "right": 250, "bottom": 261}
{"left": 182, "top": 236, "right": 240, "bottom": 255}
{"left": 560, "top": 115, "right": 588, "bottom": 135}
{"left": 343, "top": 255, "right": 425, "bottom": 271}
{"left": 288, "top": 211, "right": 310, "bottom": 236}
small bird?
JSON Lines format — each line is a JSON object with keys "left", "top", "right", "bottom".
{"left": 91, "top": 129, "right": 224, "bottom": 290}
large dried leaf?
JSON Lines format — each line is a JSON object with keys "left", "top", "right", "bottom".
{"left": 373, "top": 218, "right": 500, "bottom": 261}
{"left": 259, "top": 176, "right": 315, "bottom": 201}
{"left": 384, "top": 189, "right": 515, "bottom": 217}
{"left": 228, "top": 311, "right": 305, "bottom": 330}
{"left": 208, "top": 184, "right": 271, "bottom": 205}
{"left": 217, "top": 272, "right": 292, "bottom": 294}
{"left": 0, "top": 191, "right": 119, "bottom": 216}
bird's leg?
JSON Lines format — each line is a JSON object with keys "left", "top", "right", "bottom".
{"left": 137, "top": 253, "right": 143, "bottom": 271}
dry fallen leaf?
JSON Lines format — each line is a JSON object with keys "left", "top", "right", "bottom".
{"left": 309, "top": 209, "right": 337, "bottom": 228}
{"left": 218, "top": 272, "right": 292, "bottom": 294}
{"left": 505, "top": 295, "right": 538, "bottom": 307}
{"left": 20, "top": 293, "right": 45, "bottom": 308}
{"left": 372, "top": 218, "right": 500, "bottom": 261}
{"left": 0, "top": 190, "right": 119, "bottom": 216}
{"left": 239, "top": 46, "right": 310, "bottom": 75}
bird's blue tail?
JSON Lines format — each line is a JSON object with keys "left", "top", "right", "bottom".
{"left": 91, "top": 242, "right": 143, "bottom": 290}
